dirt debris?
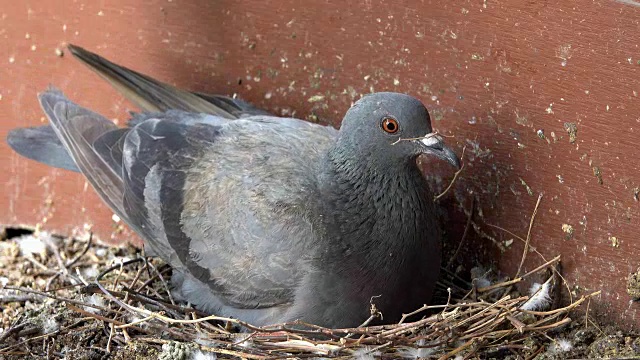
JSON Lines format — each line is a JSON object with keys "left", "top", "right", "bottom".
{"left": 0, "top": 227, "right": 638, "bottom": 359}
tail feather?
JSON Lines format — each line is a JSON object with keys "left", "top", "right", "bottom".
{"left": 67, "top": 44, "right": 271, "bottom": 119}
{"left": 7, "top": 125, "right": 80, "bottom": 172}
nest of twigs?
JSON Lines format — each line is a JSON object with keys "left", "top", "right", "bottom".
{"left": 0, "top": 213, "right": 601, "bottom": 360}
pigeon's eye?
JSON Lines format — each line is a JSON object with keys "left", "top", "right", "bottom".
{"left": 381, "top": 117, "right": 399, "bottom": 134}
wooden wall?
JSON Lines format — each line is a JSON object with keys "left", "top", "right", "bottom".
{"left": 1, "top": 0, "right": 639, "bottom": 329}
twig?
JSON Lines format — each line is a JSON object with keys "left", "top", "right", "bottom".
{"left": 487, "top": 223, "right": 574, "bottom": 305}
{"left": 0, "top": 319, "right": 87, "bottom": 355}
{"left": 106, "top": 323, "right": 115, "bottom": 353}
{"left": 3, "top": 285, "right": 110, "bottom": 312}
{"left": 64, "top": 233, "right": 92, "bottom": 268}
{"left": 585, "top": 297, "right": 591, "bottom": 330}
{"left": 0, "top": 294, "right": 42, "bottom": 303}
{"left": 478, "top": 278, "right": 522, "bottom": 293}
{"left": 112, "top": 259, "right": 125, "bottom": 291}
{"left": 516, "top": 193, "right": 543, "bottom": 278}
{"left": 127, "top": 259, "right": 148, "bottom": 291}
{"left": 435, "top": 145, "right": 466, "bottom": 201}
{"left": 439, "top": 338, "right": 477, "bottom": 360}
{"left": 390, "top": 131, "right": 441, "bottom": 145}
{"left": 399, "top": 304, "right": 430, "bottom": 324}
{"left": 137, "top": 337, "right": 270, "bottom": 359}
{"left": 145, "top": 259, "right": 175, "bottom": 305}
{"left": 48, "top": 236, "right": 82, "bottom": 285}
{"left": 519, "top": 255, "right": 561, "bottom": 280}
{"left": 447, "top": 196, "right": 475, "bottom": 268}
{"left": 0, "top": 321, "right": 27, "bottom": 344}
{"left": 65, "top": 303, "right": 144, "bottom": 332}
{"left": 23, "top": 255, "right": 49, "bottom": 272}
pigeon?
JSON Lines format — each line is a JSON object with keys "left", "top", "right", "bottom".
{"left": 7, "top": 44, "right": 460, "bottom": 328}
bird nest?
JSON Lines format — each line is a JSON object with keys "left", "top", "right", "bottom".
{"left": 0, "top": 216, "right": 603, "bottom": 360}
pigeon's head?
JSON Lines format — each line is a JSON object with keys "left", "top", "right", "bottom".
{"left": 337, "top": 92, "right": 460, "bottom": 168}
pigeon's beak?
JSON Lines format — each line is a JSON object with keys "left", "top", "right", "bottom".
{"left": 417, "top": 134, "right": 461, "bottom": 169}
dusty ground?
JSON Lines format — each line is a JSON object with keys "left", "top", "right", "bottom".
{"left": 1, "top": 227, "right": 639, "bottom": 359}
{"left": 0, "top": 227, "right": 161, "bottom": 359}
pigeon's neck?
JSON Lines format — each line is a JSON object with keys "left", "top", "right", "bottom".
{"left": 321, "top": 146, "right": 436, "bottom": 255}
{"left": 310, "top": 146, "right": 440, "bottom": 322}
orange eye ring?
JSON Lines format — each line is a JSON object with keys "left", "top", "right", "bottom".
{"left": 381, "top": 117, "right": 399, "bottom": 134}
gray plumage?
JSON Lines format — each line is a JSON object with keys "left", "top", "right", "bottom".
{"left": 6, "top": 45, "right": 460, "bottom": 328}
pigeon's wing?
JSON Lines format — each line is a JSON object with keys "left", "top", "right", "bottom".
{"left": 22, "top": 88, "right": 338, "bottom": 310}
{"left": 121, "top": 115, "right": 338, "bottom": 309}
{"left": 36, "top": 88, "right": 130, "bottom": 221}
{"left": 8, "top": 101, "right": 238, "bottom": 176}
{"left": 32, "top": 88, "right": 166, "bottom": 243}
{"left": 68, "top": 44, "right": 272, "bottom": 119}
{"left": 126, "top": 109, "right": 234, "bottom": 127}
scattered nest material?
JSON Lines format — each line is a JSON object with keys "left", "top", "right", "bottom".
{"left": 0, "top": 214, "right": 607, "bottom": 359}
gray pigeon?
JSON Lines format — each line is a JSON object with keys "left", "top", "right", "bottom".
{"left": 7, "top": 45, "right": 460, "bottom": 329}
